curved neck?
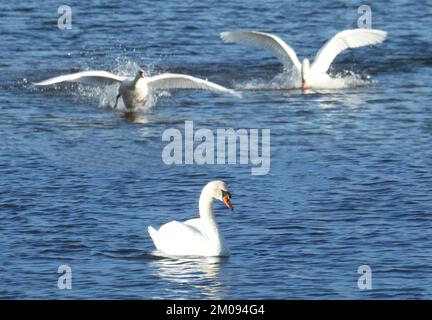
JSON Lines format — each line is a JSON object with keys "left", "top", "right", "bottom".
{"left": 198, "top": 188, "right": 221, "bottom": 241}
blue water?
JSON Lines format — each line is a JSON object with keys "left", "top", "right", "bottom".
{"left": 1, "top": 0, "right": 432, "bottom": 299}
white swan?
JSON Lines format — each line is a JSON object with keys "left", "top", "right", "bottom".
{"left": 221, "top": 29, "right": 387, "bottom": 89}
{"left": 148, "top": 181, "right": 233, "bottom": 257}
{"left": 34, "top": 70, "right": 240, "bottom": 110}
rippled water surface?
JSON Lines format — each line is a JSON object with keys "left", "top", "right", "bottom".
{"left": 1, "top": 0, "right": 432, "bottom": 299}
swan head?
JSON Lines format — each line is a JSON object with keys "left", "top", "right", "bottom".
{"left": 137, "top": 69, "right": 145, "bottom": 79}
{"left": 204, "top": 180, "right": 233, "bottom": 211}
{"left": 301, "top": 58, "right": 310, "bottom": 89}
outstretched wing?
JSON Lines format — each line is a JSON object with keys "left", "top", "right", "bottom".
{"left": 145, "top": 73, "right": 241, "bottom": 97}
{"left": 33, "top": 70, "right": 127, "bottom": 86}
{"left": 311, "top": 29, "right": 387, "bottom": 74}
{"left": 221, "top": 30, "right": 301, "bottom": 71}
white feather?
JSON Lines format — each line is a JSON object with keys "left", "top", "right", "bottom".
{"left": 33, "top": 70, "right": 127, "bottom": 86}
{"left": 221, "top": 30, "right": 301, "bottom": 71}
{"left": 146, "top": 73, "right": 241, "bottom": 97}
{"left": 311, "top": 29, "right": 388, "bottom": 74}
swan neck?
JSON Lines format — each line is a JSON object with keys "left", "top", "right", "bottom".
{"left": 132, "top": 75, "right": 142, "bottom": 87}
{"left": 199, "top": 191, "right": 215, "bottom": 219}
{"left": 301, "top": 59, "right": 310, "bottom": 81}
{"left": 197, "top": 184, "right": 228, "bottom": 255}
{"left": 198, "top": 189, "right": 220, "bottom": 236}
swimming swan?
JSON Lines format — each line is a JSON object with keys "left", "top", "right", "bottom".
{"left": 148, "top": 181, "right": 233, "bottom": 257}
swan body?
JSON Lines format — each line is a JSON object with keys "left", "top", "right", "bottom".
{"left": 148, "top": 181, "right": 233, "bottom": 257}
{"left": 221, "top": 29, "right": 387, "bottom": 89}
{"left": 34, "top": 70, "right": 240, "bottom": 109}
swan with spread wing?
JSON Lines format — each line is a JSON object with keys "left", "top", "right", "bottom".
{"left": 34, "top": 69, "right": 240, "bottom": 109}
{"left": 221, "top": 29, "right": 387, "bottom": 89}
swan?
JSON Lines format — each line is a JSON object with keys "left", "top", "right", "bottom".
{"left": 221, "top": 29, "right": 387, "bottom": 89}
{"left": 34, "top": 70, "right": 240, "bottom": 109}
{"left": 148, "top": 181, "right": 233, "bottom": 257}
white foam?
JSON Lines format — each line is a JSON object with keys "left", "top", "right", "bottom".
{"left": 235, "top": 69, "right": 375, "bottom": 91}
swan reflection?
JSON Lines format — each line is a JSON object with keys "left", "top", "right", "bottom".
{"left": 149, "top": 254, "right": 228, "bottom": 299}
{"left": 121, "top": 111, "right": 152, "bottom": 124}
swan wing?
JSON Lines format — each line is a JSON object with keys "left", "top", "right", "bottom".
{"left": 146, "top": 73, "right": 240, "bottom": 97}
{"left": 149, "top": 220, "right": 210, "bottom": 255}
{"left": 33, "top": 70, "right": 127, "bottom": 86}
{"left": 184, "top": 218, "right": 205, "bottom": 233}
{"left": 220, "top": 30, "right": 301, "bottom": 71}
{"left": 157, "top": 220, "right": 204, "bottom": 240}
{"left": 311, "top": 29, "right": 387, "bottom": 74}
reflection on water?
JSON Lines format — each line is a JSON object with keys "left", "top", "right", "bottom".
{"left": 314, "top": 91, "right": 372, "bottom": 109}
{"left": 121, "top": 111, "right": 153, "bottom": 124}
{"left": 149, "top": 253, "right": 228, "bottom": 299}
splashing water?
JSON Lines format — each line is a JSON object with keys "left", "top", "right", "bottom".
{"left": 235, "top": 68, "right": 375, "bottom": 91}
{"left": 31, "top": 58, "right": 376, "bottom": 116}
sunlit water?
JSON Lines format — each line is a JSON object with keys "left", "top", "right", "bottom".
{"left": 1, "top": 0, "right": 432, "bottom": 299}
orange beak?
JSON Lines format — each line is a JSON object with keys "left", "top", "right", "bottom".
{"left": 223, "top": 195, "right": 233, "bottom": 211}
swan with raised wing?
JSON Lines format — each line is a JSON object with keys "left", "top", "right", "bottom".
{"left": 221, "top": 29, "right": 387, "bottom": 89}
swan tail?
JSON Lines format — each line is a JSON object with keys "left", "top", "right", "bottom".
{"left": 147, "top": 226, "right": 160, "bottom": 249}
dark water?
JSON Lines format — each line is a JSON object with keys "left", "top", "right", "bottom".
{"left": 1, "top": 0, "right": 432, "bottom": 299}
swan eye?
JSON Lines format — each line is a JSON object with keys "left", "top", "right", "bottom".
{"left": 222, "top": 190, "right": 231, "bottom": 199}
